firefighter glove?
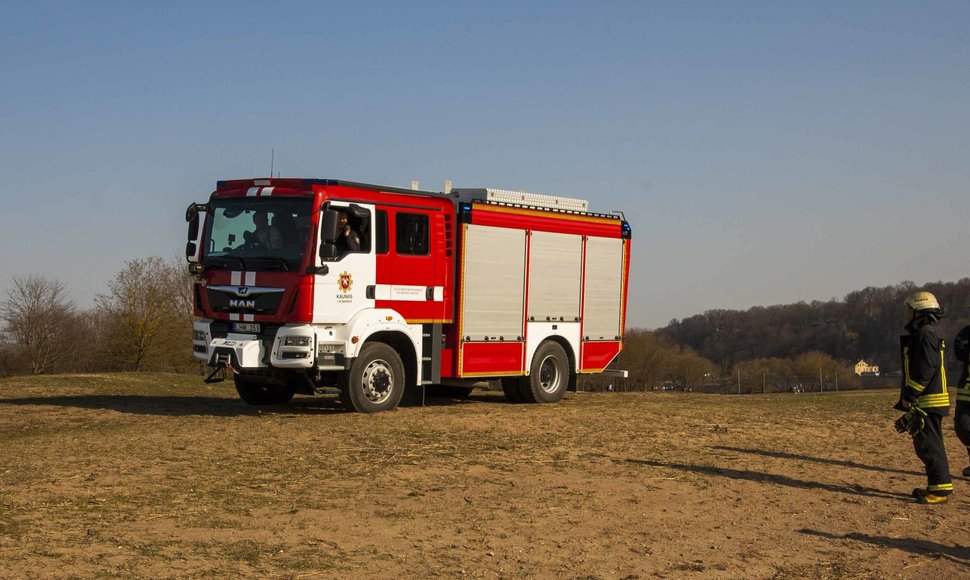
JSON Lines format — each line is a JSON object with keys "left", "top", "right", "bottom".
{"left": 894, "top": 406, "right": 927, "bottom": 436}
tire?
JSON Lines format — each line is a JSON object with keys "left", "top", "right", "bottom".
{"left": 426, "top": 385, "right": 475, "bottom": 399}
{"left": 234, "top": 375, "right": 295, "bottom": 405}
{"left": 340, "top": 342, "right": 406, "bottom": 413}
{"left": 501, "top": 377, "right": 524, "bottom": 404}
{"left": 520, "top": 341, "right": 570, "bottom": 404}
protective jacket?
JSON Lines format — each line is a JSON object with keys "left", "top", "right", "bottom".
{"left": 957, "top": 361, "right": 970, "bottom": 408}
{"left": 898, "top": 316, "right": 950, "bottom": 416}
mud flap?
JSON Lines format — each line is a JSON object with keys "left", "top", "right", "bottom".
{"left": 399, "top": 384, "right": 426, "bottom": 407}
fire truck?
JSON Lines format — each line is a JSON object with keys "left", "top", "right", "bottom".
{"left": 185, "top": 178, "right": 631, "bottom": 412}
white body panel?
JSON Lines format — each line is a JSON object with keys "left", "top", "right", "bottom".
{"left": 312, "top": 203, "right": 377, "bottom": 324}
{"left": 527, "top": 231, "right": 583, "bottom": 322}
{"left": 460, "top": 224, "right": 526, "bottom": 341}
{"left": 583, "top": 237, "right": 626, "bottom": 340}
{"left": 211, "top": 335, "right": 267, "bottom": 368}
{"left": 193, "top": 319, "right": 212, "bottom": 360}
{"left": 196, "top": 309, "right": 425, "bottom": 378}
{"left": 525, "top": 321, "right": 581, "bottom": 373}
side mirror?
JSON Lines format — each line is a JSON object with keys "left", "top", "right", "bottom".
{"left": 185, "top": 202, "right": 207, "bottom": 222}
{"left": 185, "top": 202, "right": 208, "bottom": 263}
{"left": 187, "top": 213, "right": 200, "bottom": 241}
{"left": 321, "top": 209, "right": 340, "bottom": 242}
{"left": 319, "top": 242, "right": 338, "bottom": 261}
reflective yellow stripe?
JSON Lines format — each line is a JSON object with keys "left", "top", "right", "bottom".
{"left": 928, "top": 483, "right": 953, "bottom": 492}
{"left": 940, "top": 348, "right": 948, "bottom": 394}
{"left": 906, "top": 379, "right": 926, "bottom": 392}
{"left": 957, "top": 394, "right": 970, "bottom": 402}
{"left": 916, "top": 393, "right": 951, "bottom": 408}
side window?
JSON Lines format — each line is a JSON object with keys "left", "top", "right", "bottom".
{"left": 396, "top": 213, "right": 429, "bottom": 255}
{"left": 324, "top": 204, "right": 371, "bottom": 260}
{"left": 375, "top": 210, "right": 388, "bottom": 254}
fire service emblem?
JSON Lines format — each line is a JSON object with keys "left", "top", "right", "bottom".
{"left": 338, "top": 272, "right": 353, "bottom": 293}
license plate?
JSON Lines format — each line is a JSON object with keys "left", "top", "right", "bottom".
{"left": 232, "top": 322, "right": 261, "bottom": 334}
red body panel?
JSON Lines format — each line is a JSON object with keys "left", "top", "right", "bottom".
{"left": 460, "top": 342, "right": 525, "bottom": 376}
{"left": 580, "top": 341, "right": 623, "bottom": 373}
{"left": 318, "top": 184, "right": 454, "bottom": 324}
{"left": 200, "top": 270, "right": 312, "bottom": 324}
{"left": 470, "top": 204, "right": 623, "bottom": 238}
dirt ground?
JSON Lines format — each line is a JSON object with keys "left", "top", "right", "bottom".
{"left": 0, "top": 374, "right": 968, "bottom": 579}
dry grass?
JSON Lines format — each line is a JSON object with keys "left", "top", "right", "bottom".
{"left": 1, "top": 373, "right": 968, "bottom": 578}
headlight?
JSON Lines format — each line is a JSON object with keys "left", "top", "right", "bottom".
{"left": 284, "top": 336, "right": 312, "bottom": 347}
{"left": 193, "top": 330, "right": 206, "bottom": 341}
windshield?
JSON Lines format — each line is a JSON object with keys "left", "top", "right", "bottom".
{"left": 202, "top": 197, "right": 313, "bottom": 271}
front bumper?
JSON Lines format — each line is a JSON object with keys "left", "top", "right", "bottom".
{"left": 194, "top": 320, "right": 343, "bottom": 370}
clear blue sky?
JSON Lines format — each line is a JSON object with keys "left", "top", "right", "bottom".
{"left": 2, "top": 1, "right": 968, "bottom": 328}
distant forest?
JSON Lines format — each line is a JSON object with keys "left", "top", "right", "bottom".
{"left": 657, "top": 279, "right": 970, "bottom": 374}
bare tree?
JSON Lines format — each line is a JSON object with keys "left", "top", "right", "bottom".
{"left": 1, "top": 275, "right": 78, "bottom": 374}
{"left": 0, "top": 329, "right": 18, "bottom": 377}
{"left": 96, "top": 257, "right": 194, "bottom": 372}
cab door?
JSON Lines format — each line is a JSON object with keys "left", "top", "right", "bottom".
{"left": 311, "top": 202, "right": 376, "bottom": 324}
{"left": 375, "top": 206, "right": 448, "bottom": 323}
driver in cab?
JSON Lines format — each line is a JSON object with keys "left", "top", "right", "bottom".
{"left": 249, "top": 211, "right": 282, "bottom": 250}
{"left": 337, "top": 211, "right": 361, "bottom": 253}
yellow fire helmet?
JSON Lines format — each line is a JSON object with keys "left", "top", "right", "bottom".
{"left": 905, "top": 290, "right": 940, "bottom": 313}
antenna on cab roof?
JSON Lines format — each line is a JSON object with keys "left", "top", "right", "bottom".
{"left": 270, "top": 148, "right": 275, "bottom": 179}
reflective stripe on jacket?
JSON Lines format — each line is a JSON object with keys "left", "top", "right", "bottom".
{"left": 899, "top": 318, "right": 949, "bottom": 416}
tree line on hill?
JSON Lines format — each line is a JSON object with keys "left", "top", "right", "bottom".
{"left": 585, "top": 278, "right": 970, "bottom": 393}
{"left": 658, "top": 279, "right": 970, "bottom": 370}
{"left": 0, "top": 257, "right": 195, "bottom": 377}
{"left": 581, "top": 328, "right": 866, "bottom": 394}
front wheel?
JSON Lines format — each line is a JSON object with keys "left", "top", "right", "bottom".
{"left": 519, "top": 341, "right": 570, "bottom": 404}
{"left": 341, "top": 342, "right": 406, "bottom": 413}
{"left": 234, "top": 375, "right": 295, "bottom": 405}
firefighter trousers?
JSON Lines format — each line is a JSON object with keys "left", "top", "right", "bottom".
{"left": 912, "top": 414, "right": 952, "bottom": 495}
{"left": 955, "top": 407, "right": 970, "bottom": 462}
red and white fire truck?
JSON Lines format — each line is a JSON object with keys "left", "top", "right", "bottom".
{"left": 185, "top": 178, "right": 631, "bottom": 412}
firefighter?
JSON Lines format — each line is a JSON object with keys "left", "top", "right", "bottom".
{"left": 953, "top": 324, "right": 970, "bottom": 477}
{"left": 250, "top": 211, "right": 282, "bottom": 249}
{"left": 336, "top": 211, "right": 361, "bottom": 253}
{"left": 894, "top": 291, "right": 952, "bottom": 504}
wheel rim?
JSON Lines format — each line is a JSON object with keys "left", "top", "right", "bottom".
{"left": 361, "top": 358, "right": 394, "bottom": 404}
{"left": 538, "top": 355, "right": 562, "bottom": 394}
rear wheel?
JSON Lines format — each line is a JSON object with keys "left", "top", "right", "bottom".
{"left": 520, "top": 341, "right": 570, "bottom": 404}
{"left": 234, "top": 375, "right": 295, "bottom": 405}
{"left": 501, "top": 377, "right": 524, "bottom": 403}
{"left": 341, "top": 342, "right": 406, "bottom": 413}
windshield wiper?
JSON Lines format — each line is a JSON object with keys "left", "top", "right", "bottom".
{"left": 249, "top": 256, "right": 290, "bottom": 272}
{"left": 205, "top": 256, "right": 247, "bottom": 270}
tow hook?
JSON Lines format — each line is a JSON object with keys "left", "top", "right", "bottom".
{"left": 204, "top": 365, "right": 226, "bottom": 384}
{"left": 205, "top": 353, "right": 238, "bottom": 384}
